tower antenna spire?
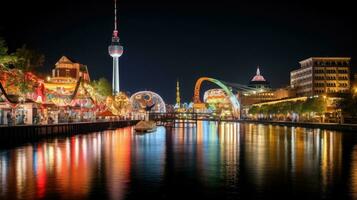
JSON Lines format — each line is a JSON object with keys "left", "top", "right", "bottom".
{"left": 113, "top": 0, "right": 118, "bottom": 37}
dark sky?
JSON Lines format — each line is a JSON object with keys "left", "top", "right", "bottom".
{"left": 0, "top": 0, "right": 355, "bottom": 104}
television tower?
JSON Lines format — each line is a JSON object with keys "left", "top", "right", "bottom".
{"left": 108, "top": 0, "right": 123, "bottom": 95}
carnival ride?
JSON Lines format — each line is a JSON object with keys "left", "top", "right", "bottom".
{"left": 105, "top": 92, "right": 131, "bottom": 116}
{"left": 0, "top": 68, "right": 45, "bottom": 104}
{"left": 1, "top": 68, "right": 98, "bottom": 108}
{"left": 0, "top": 81, "right": 16, "bottom": 105}
{"left": 203, "top": 89, "right": 234, "bottom": 116}
{"left": 1, "top": 66, "right": 134, "bottom": 119}
{"left": 193, "top": 77, "right": 241, "bottom": 118}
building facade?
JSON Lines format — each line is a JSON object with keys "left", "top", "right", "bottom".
{"left": 352, "top": 73, "right": 357, "bottom": 95}
{"left": 291, "top": 57, "right": 351, "bottom": 96}
{"left": 240, "top": 67, "right": 297, "bottom": 106}
{"left": 240, "top": 86, "right": 296, "bottom": 106}
{"left": 51, "top": 56, "right": 90, "bottom": 83}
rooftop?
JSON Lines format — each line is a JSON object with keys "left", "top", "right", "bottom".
{"left": 251, "top": 67, "right": 266, "bottom": 82}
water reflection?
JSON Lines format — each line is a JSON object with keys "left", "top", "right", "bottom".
{"left": 351, "top": 146, "right": 357, "bottom": 199}
{"left": 0, "top": 127, "right": 133, "bottom": 199}
{"left": 0, "top": 121, "right": 355, "bottom": 199}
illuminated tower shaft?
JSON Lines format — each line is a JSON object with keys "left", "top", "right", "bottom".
{"left": 176, "top": 80, "right": 181, "bottom": 108}
{"left": 108, "top": 0, "right": 123, "bottom": 95}
{"left": 112, "top": 57, "right": 120, "bottom": 93}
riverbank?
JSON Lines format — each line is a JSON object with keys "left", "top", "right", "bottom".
{"left": 223, "top": 119, "right": 357, "bottom": 132}
{"left": 0, "top": 120, "right": 139, "bottom": 147}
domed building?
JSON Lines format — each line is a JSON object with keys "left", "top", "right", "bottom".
{"left": 249, "top": 67, "right": 270, "bottom": 89}
{"left": 130, "top": 91, "right": 166, "bottom": 113}
{"left": 203, "top": 89, "right": 234, "bottom": 117}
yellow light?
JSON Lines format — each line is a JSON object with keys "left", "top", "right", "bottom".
{"left": 46, "top": 76, "right": 51, "bottom": 81}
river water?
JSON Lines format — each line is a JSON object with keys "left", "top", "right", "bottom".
{"left": 1, "top": 121, "right": 357, "bottom": 199}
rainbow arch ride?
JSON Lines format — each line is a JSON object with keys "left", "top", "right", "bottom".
{"left": 193, "top": 77, "right": 240, "bottom": 118}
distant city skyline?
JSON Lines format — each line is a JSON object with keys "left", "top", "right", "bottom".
{"left": 0, "top": 0, "right": 355, "bottom": 103}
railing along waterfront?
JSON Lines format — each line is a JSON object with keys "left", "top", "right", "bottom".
{"left": 0, "top": 120, "right": 139, "bottom": 146}
{"left": 149, "top": 112, "right": 357, "bottom": 132}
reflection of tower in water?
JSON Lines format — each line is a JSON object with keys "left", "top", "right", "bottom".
{"left": 104, "top": 127, "right": 132, "bottom": 200}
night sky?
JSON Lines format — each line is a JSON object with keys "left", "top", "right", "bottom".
{"left": 0, "top": 0, "right": 355, "bottom": 104}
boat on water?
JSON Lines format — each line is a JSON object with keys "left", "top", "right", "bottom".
{"left": 134, "top": 120, "right": 157, "bottom": 133}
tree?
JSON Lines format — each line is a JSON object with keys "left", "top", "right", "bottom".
{"left": 313, "top": 97, "right": 326, "bottom": 114}
{"left": 91, "top": 77, "right": 112, "bottom": 97}
{"left": 0, "top": 37, "right": 7, "bottom": 55}
{"left": 260, "top": 105, "right": 270, "bottom": 116}
{"left": 14, "top": 45, "right": 45, "bottom": 71}
{"left": 248, "top": 106, "right": 259, "bottom": 115}
{"left": 302, "top": 97, "right": 326, "bottom": 114}
{"left": 0, "top": 37, "right": 17, "bottom": 68}
{"left": 281, "top": 102, "right": 293, "bottom": 114}
{"left": 267, "top": 104, "right": 281, "bottom": 114}
{"left": 292, "top": 101, "right": 304, "bottom": 114}
{"left": 18, "top": 80, "right": 31, "bottom": 95}
{"left": 338, "top": 94, "right": 357, "bottom": 118}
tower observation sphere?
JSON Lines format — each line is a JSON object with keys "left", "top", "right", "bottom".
{"left": 109, "top": 42, "right": 123, "bottom": 58}
{"left": 108, "top": 0, "right": 123, "bottom": 95}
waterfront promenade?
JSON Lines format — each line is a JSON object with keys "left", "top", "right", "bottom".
{"left": 216, "top": 119, "right": 357, "bottom": 132}
{"left": 149, "top": 112, "right": 357, "bottom": 132}
{"left": 0, "top": 120, "right": 139, "bottom": 147}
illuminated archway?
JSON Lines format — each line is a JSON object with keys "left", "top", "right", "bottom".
{"left": 194, "top": 77, "right": 240, "bottom": 118}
